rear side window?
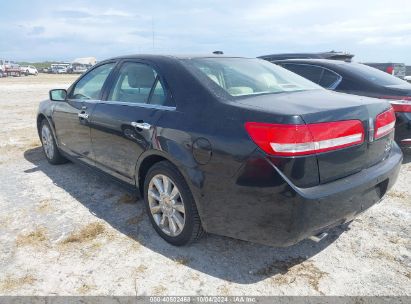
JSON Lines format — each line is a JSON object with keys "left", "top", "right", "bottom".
{"left": 108, "top": 62, "right": 168, "bottom": 105}
{"left": 319, "top": 69, "right": 341, "bottom": 88}
{"left": 282, "top": 64, "right": 323, "bottom": 84}
{"left": 283, "top": 64, "right": 341, "bottom": 89}
{"left": 70, "top": 63, "right": 115, "bottom": 100}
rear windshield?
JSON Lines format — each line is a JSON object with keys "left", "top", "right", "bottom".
{"left": 186, "top": 58, "right": 321, "bottom": 97}
{"left": 348, "top": 63, "right": 411, "bottom": 86}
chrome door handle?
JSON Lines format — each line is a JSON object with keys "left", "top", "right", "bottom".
{"left": 78, "top": 113, "right": 89, "bottom": 119}
{"left": 131, "top": 121, "right": 151, "bottom": 130}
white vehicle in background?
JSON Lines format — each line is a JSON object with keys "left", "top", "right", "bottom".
{"left": 55, "top": 66, "right": 67, "bottom": 74}
{"left": 50, "top": 63, "right": 70, "bottom": 74}
{"left": 405, "top": 76, "right": 411, "bottom": 83}
{"left": 20, "top": 65, "right": 38, "bottom": 76}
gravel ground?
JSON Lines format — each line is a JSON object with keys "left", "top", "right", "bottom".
{"left": 0, "top": 74, "right": 410, "bottom": 296}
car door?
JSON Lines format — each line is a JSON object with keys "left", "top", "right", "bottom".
{"left": 89, "top": 60, "right": 174, "bottom": 183}
{"left": 52, "top": 62, "right": 116, "bottom": 166}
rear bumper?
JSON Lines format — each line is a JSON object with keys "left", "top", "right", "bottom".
{"left": 199, "top": 143, "right": 403, "bottom": 247}
{"left": 279, "top": 142, "right": 402, "bottom": 246}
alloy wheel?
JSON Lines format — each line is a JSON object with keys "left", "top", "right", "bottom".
{"left": 147, "top": 174, "right": 186, "bottom": 236}
{"left": 41, "top": 125, "right": 55, "bottom": 159}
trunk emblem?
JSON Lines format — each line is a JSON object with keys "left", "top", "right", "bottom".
{"left": 368, "top": 118, "right": 374, "bottom": 142}
{"left": 384, "top": 139, "right": 392, "bottom": 154}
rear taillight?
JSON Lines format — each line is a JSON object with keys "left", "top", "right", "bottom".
{"left": 379, "top": 96, "right": 411, "bottom": 112}
{"left": 375, "top": 107, "right": 396, "bottom": 140}
{"left": 245, "top": 120, "right": 364, "bottom": 156}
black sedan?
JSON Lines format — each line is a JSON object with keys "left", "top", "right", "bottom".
{"left": 37, "top": 55, "right": 402, "bottom": 247}
{"left": 273, "top": 59, "right": 411, "bottom": 150}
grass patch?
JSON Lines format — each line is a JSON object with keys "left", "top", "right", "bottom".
{"left": 152, "top": 285, "right": 167, "bottom": 295}
{"left": 254, "top": 257, "right": 327, "bottom": 294}
{"left": 77, "top": 283, "right": 96, "bottom": 294}
{"left": 387, "top": 190, "right": 408, "bottom": 200}
{"left": 16, "top": 227, "right": 48, "bottom": 247}
{"left": 172, "top": 256, "right": 191, "bottom": 266}
{"left": 36, "top": 199, "right": 56, "bottom": 213}
{"left": 133, "top": 264, "right": 148, "bottom": 276}
{"left": 0, "top": 274, "right": 36, "bottom": 292}
{"left": 126, "top": 212, "right": 145, "bottom": 225}
{"left": 61, "top": 222, "right": 105, "bottom": 244}
{"left": 117, "top": 193, "right": 137, "bottom": 204}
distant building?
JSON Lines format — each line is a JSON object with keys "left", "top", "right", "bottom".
{"left": 68, "top": 57, "right": 97, "bottom": 74}
{"left": 72, "top": 57, "right": 97, "bottom": 66}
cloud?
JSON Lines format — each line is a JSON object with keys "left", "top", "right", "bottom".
{"left": 0, "top": 0, "right": 409, "bottom": 63}
{"left": 28, "top": 26, "right": 45, "bottom": 35}
{"left": 54, "top": 10, "right": 93, "bottom": 19}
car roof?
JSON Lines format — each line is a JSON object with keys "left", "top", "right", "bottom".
{"left": 259, "top": 51, "right": 354, "bottom": 61}
{"left": 273, "top": 58, "right": 348, "bottom": 66}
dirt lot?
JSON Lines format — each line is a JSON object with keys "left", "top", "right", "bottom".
{"left": 0, "top": 74, "right": 410, "bottom": 296}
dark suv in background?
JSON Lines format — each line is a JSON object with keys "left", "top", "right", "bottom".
{"left": 271, "top": 59, "right": 411, "bottom": 150}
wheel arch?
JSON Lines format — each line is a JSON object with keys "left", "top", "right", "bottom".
{"left": 36, "top": 112, "right": 58, "bottom": 144}
{"left": 135, "top": 149, "right": 207, "bottom": 225}
{"left": 36, "top": 113, "right": 47, "bottom": 136}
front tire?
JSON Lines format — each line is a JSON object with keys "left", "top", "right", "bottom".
{"left": 40, "top": 120, "right": 67, "bottom": 165}
{"left": 144, "top": 161, "right": 204, "bottom": 246}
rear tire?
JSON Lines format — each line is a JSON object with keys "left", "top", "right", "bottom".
{"left": 40, "top": 119, "right": 68, "bottom": 165}
{"left": 143, "top": 161, "right": 204, "bottom": 246}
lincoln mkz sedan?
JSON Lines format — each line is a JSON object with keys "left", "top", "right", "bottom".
{"left": 37, "top": 55, "right": 403, "bottom": 246}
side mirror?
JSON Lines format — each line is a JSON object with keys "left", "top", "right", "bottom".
{"left": 49, "top": 89, "right": 67, "bottom": 101}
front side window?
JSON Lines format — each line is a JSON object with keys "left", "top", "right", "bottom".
{"left": 108, "top": 62, "right": 169, "bottom": 106}
{"left": 186, "top": 58, "right": 321, "bottom": 97}
{"left": 70, "top": 63, "right": 115, "bottom": 100}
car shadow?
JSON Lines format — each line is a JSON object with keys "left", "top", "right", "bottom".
{"left": 24, "top": 147, "right": 347, "bottom": 284}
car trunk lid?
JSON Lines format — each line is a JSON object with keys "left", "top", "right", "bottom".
{"left": 236, "top": 90, "right": 394, "bottom": 184}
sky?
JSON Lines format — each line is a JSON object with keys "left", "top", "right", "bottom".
{"left": 0, "top": 0, "right": 410, "bottom": 64}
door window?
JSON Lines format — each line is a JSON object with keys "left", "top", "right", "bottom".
{"left": 108, "top": 62, "right": 157, "bottom": 103}
{"left": 149, "top": 79, "right": 167, "bottom": 105}
{"left": 70, "top": 63, "right": 115, "bottom": 100}
{"left": 108, "top": 62, "right": 164, "bottom": 104}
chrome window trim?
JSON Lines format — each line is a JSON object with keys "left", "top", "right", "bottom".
{"left": 105, "top": 60, "right": 175, "bottom": 109}
{"left": 72, "top": 99, "right": 176, "bottom": 111}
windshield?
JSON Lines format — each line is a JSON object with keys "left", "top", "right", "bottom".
{"left": 186, "top": 58, "right": 322, "bottom": 97}
{"left": 348, "top": 63, "right": 411, "bottom": 87}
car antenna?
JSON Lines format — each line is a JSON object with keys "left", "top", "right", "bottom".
{"left": 213, "top": 51, "right": 224, "bottom": 55}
